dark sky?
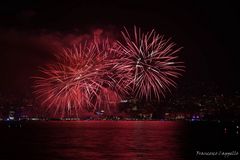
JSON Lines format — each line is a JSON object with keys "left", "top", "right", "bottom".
{"left": 0, "top": 0, "right": 239, "bottom": 96}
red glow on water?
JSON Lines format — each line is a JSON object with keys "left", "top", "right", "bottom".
{"left": 0, "top": 121, "right": 186, "bottom": 160}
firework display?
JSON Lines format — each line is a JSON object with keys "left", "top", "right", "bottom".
{"left": 33, "top": 27, "right": 184, "bottom": 117}
{"left": 34, "top": 40, "right": 122, "bottom": 117}
{"left": 117, "top": 27, "right": 185, "bottom": 100}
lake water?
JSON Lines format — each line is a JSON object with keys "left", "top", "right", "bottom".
{"left": 0, "top": 121, "right": 239, "bottom": 160}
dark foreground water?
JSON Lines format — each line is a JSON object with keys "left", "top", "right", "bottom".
{"left": 0, "top": 121, "right": 239, "bottom": 160}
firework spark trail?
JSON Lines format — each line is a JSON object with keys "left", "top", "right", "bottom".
{"left": 117, "top": 26, "right": 185, "bottom": 101}
{"left": 33, "top": 40, "right": 123, "bottom": 117}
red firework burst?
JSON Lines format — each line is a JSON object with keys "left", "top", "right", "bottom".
{"left": 33, "top": 27, "right": 185, "bottom": 117}
{"left": 33, "top": 40, "right": 122, "bottom": 117}
{"left": 117, "top": 27, "right": 185, "bottom": 100}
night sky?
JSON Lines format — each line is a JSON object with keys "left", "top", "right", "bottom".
{"left": 0, "top": 0, "right": 239, "bottom": 97}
